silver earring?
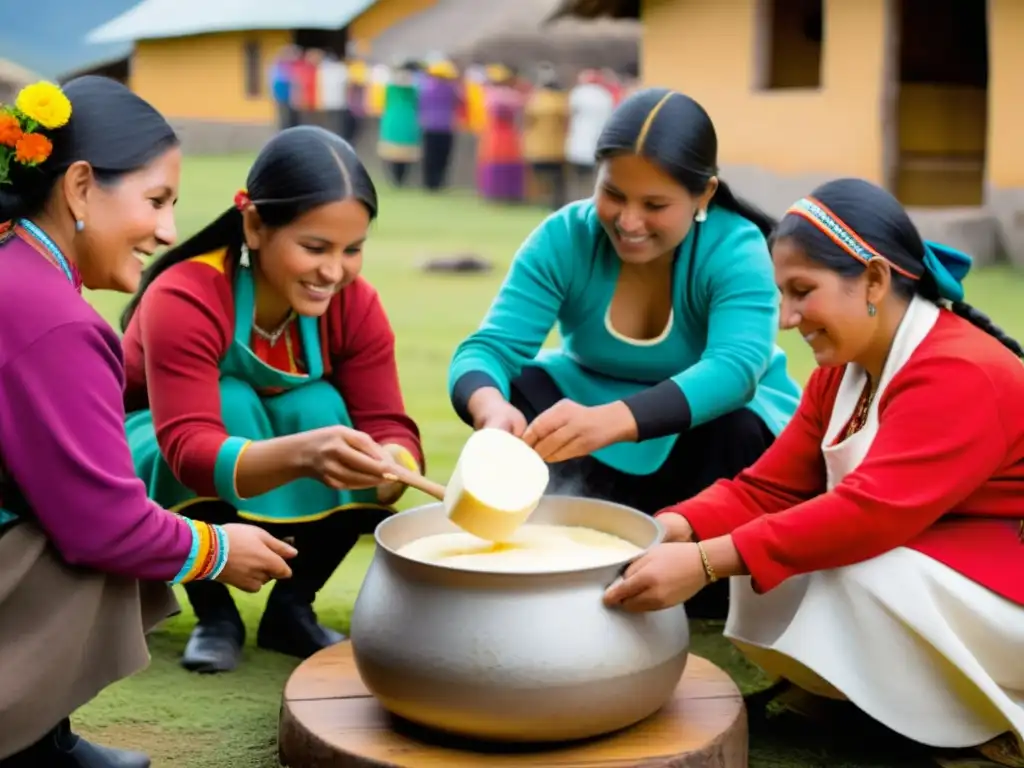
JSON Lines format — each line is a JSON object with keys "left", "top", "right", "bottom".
{"left": 695, "top": 209, "right": 707, "bottom": 223}
{"left": 239, "top": 244, "right": 251, "bottom": 268}
{"left": 867, "top": 302, "right": 877, "bottom": 317}
{"left": 74, "top": 219, "right": 84, "bottom": 233}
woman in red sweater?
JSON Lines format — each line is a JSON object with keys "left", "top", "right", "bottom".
{"left": 605, "top": 178, "right": 1024, "bottom": 765}
{"left": 120, "top": 126, "right": 424, "bottom": 674}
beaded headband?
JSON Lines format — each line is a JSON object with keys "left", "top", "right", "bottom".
{"left": 784, "top": 195, "right": 972, "bottom": 302}
{"left": 785, "top": 197, "right": 921, "bottom": 280}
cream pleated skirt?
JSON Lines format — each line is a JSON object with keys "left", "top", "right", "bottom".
{"left": 725, "top": 547, "right": 1024, "bottom": 750}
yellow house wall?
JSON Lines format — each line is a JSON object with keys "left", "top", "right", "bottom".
{"left": 129, "top": 0, "right": 436, "bottom": 121}
{"left": 131, "top": 30, "right": 292, "bottom": 122}
{"left": 988, "top": 0, "right": 1024, "bottom": 190}
{"left": 640, "top": 0, "right": 887, "bottom": 183}
{"left": 348, "top": 0, "right": 438, "bottom": 55}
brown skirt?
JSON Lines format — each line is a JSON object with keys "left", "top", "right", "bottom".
{"left": 0, "top": 522, "right": 179, "bottom": 758}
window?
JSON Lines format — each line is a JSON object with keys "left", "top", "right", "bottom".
{"left": 243, "top": 39, "right": 261, "bottom": 98}
{"left": 754, "top": 0, "right": 823, "bottom": 90}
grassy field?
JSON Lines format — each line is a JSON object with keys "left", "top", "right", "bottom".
{"left": 75, "top": 155, "right": 1024, "bottom": 767}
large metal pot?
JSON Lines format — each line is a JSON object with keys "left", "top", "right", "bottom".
{"left": 349, "top": 495, "right": 690, "bottom": 742}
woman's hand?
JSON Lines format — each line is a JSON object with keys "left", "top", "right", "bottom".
{"left": 376, "top": 443, "right": 417, "bottom": 505}
{"left": 657, "top": 513, "right": 695, "bottom": 543}
{"left": 468, "top": 387, "right": 528, "bottom": 437}
{"left": 217, "top": 523, "right": 297, "bottom": 593}
{"left": 300, "top": 425, "right": 390, "bottom": 490}
{"left": 602, "top": 543, "right": 708, "bottom": 612}
{"left": 522, "top": 400, "right": 637, "bottom": 463}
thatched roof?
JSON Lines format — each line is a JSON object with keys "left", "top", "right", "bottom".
{"left": 369, "top": 0, "right": 639, "bottom": 73}
{"left": 547, "top": 0, "right": 640, "bottom": 22}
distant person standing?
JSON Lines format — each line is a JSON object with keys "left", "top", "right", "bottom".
{"left": 343, "top": 56, "right": 369, "bottom": 145}
{"left": 463, "top": 64, "right": 489, "bottom": 136}
{"left": 368, "top": 64, "right": 390, "bottom": 118}
{"left": 318, "top": 52, "right": 348, "bottom": 137}
{"left": 600, "top": 67, "right": 625, "bottom": 105}
{"left": 566, "top": 69, "right": 615, "bottom": 191}
{"left": 377, "top": 60, "right": 422, "bottom": 187}
{"left": 477, "top": 64, "right": 526, "bottom": 203}
{"left": 523, "top": 65, "right": 570, "bottom": 209}
{"left": 418, "top": 59, "right": 462, "bottom": 192}
{"left": 269, "top": 46, "right": 300, "bottom": 130}
{"left": 289, "top": 49, "right": 321, "bottom": 121}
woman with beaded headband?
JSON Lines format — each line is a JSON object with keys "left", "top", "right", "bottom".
{"left": 448, "top": 87, "right": 802, "bottom": 619}
{"left": 606, "top": 177, "right": 1024, "bottom": 767}
{"left": 0, "top": 77, "right": 296, "bottom": 768}
{"left": 119, "top": 125, "right": 424, "bottom": 675}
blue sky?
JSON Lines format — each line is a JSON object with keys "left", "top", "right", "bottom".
{"left": 1, "top": 0, "right": 137, "bottom": 78}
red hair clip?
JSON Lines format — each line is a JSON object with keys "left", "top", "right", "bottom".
{"left": 233, "top": 189, "right": 251, "bottom": 211}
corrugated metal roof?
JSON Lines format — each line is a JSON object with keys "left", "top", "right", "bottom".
{"left": 87, "top": 0, "right": 380, "bottom": 44}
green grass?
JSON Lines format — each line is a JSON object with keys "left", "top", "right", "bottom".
{"left": 75, "top": 155, "right": 1024, "bottom": 767}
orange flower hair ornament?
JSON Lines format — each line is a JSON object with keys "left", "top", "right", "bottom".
{"left": 0, "top": 81, "right": 72, "bottom": 187}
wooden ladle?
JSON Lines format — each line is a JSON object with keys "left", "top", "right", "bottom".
{"left": 382, "top": 463, "right": 447, "bottom": 502}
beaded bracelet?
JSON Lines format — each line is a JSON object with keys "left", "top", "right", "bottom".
{"left": 171, "top": 518, "right": 231, "bottom": 584}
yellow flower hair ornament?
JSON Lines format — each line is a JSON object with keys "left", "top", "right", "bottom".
{"left": 0, "top": 81, "right": 73, "bottom": 186}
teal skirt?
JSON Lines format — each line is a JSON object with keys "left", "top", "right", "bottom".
{"left": 125, "top": 376, "right": 383, "bottom": 524}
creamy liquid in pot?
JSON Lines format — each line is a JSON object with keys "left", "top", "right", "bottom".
{"left": 396, "top": 524, "right": 642, "bottom": 572}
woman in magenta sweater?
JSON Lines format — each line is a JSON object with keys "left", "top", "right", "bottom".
{"left": 0, "top": 77, "right": 295, "bottom": 767}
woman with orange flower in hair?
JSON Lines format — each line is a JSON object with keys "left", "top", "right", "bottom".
{"left": 0, "top": 77, "right": 294, "bottom": 768}
{"left": 120, "top": 125, "right": 424, "bottom": 675}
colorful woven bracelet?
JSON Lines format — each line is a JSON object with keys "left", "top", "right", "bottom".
{"left": 173, "top": 519, "right": 224, "bottom": 583}
{"left": 203, "top": 524, "right": 230, "bottom": 581}
{"left": 170, "top": 518, "right": 203, "bottom": 585}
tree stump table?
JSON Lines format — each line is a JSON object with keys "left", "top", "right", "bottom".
{"left": 279, "top": 641, "right": 747, "bottom": 767}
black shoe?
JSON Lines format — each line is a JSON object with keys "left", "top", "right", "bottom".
{"left": 256, "top": 586, "right": 344, "bottom": 659}
{"left": 1, "top": 719, "right": 150, "bottom": 768}
{"left": 180, "top": 580, "right": 245, "bottom": 674}
{"left": 180, "top": 618, "right": 245, "bottom": 673}
{"left": 64, "top": 734, "right": 150, "bottom": 768}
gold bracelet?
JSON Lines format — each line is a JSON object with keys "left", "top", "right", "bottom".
{"left": 696, "top": 541, "right": 718, "bottom": 584}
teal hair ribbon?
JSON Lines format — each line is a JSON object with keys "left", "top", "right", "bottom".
{"left": 922, "top": 241, "right": 972, "bottom": 303}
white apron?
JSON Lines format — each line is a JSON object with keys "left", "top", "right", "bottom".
{"left": 724, "top": 296, "right": 1024, "bottom": 749}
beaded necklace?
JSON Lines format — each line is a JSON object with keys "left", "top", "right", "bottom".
{"left": 838, "top": 377, "right": 878, "bottom": 442}
{"left": 252, "top": 310, "right": 296, "bottom": 346}
{"left": 16, "top": 219, "right": 77, "bottom": 287}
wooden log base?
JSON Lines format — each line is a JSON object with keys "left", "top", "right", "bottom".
{"left": 279, "top": 641, "right": 748, "bottom": 767}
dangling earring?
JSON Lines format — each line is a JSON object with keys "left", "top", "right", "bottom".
{"left": 867, "top": 302, "right": 877, "bottom": 317}
{"left": 694, "top": 209, "right": 707, "bottom": 223}
{"left": 239, "top": 244, "right": 251, "bottom": 268}
{"left": 74, "top": 219, "right": 84, "bottom": 233}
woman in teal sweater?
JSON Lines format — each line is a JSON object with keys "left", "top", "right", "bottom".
{"left": 449, "top": 88, "right": 802, "bottom": 618}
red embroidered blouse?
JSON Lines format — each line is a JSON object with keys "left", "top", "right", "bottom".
{"left": 122, "top": 251, "right": 423, "bottom": 498}
{"left": 659, "top": 310, "right": 1024, "bottom": 606}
